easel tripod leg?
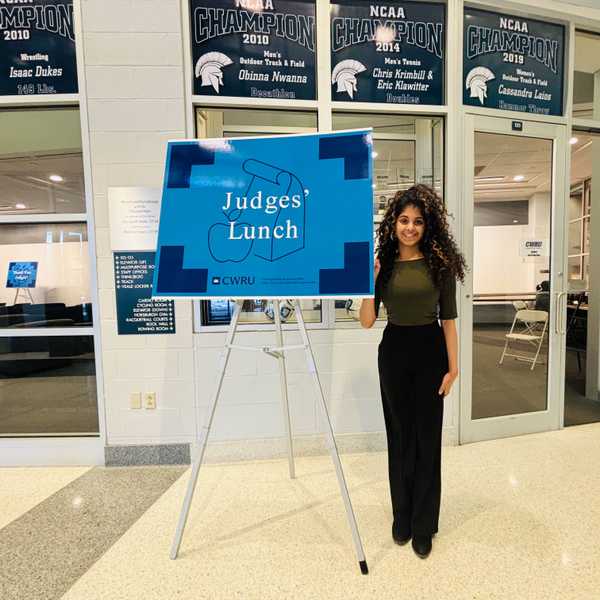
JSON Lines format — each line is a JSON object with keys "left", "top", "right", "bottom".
{"left": 293, "top": 301, "right": 369, "bottom": 575}
{"left": 170, "top": 301, "right": 242, "bottom": 560}
{"left": 273, "top": 300, "right": 295, "bottom": 479}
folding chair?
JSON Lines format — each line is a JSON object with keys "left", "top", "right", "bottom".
{"left": 499, "top": 309, "right": 548, "bottom": 371}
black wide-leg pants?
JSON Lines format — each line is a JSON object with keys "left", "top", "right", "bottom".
{"left": 378, "top": 321, "right": 448, "bottom": 536}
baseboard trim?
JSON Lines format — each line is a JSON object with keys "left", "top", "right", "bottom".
{"left": 105, "top": 428, "right": 458, "bottom": 466}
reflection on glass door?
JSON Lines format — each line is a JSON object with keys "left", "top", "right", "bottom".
{"left": 471, "top": 132, "right": 553, "bottom": 420}
{"left": 564, "top": 132, "right": 600, "bottom": 426}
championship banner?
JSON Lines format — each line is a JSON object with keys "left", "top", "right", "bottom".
{"left": 152, "top": 130, "right": 374, "bottom": 299}
{"left": 330, "top": 0, "right": 445, "bottom": 105}
{"left": 463, "top": 8, "right": 564, "bottom": 116}
{"left": 189, "top": 0, "right": 316, "bottom": 100}
{"left": 0, "top": 0, "right": 77, "bottom": 96}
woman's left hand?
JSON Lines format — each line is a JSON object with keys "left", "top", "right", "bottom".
{"left": 438, "top": 371, "right": 458, "bottom": 397}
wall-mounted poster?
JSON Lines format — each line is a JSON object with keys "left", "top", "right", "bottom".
{"left": 189, "top": 0, "right": 316, "bottom": 100}
{"left": 0, "top": 0, "right": 78, "bottom": 96}
{"left": 152, "top": 130, "right": 374, "bottom": 299}
{"left": 114, "top": 253, "right": 175, "bottom": 335}
{"left": 330, "top": 0, "right": 445, "bottom": 105}
{"left": 463, "top": 8, "right": 564, "bottom": 116}
{"left": 6, "top": 262, "right": 38, "bottom": 288}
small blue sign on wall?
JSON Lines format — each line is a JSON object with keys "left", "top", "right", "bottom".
{"left": 6, "top": 262, "right": 38, "bottom": 288}
{"left": 115, "top": 253, "right": 175, "bottom": 335}
{"left": 189, "top": 0, "right": 316, "bottom": 100}
{"left": 463, "top": 8, "right": 564, "bottom": 116}
{"left": 152, "top": 130, "right": 374, "bottom": 299}
{"left": 0, "top": 0, "right": 78, "bottom": 96}
{"left": 330, "top": 0, "right": 446, "bottom": 105}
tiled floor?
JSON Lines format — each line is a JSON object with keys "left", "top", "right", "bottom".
{"left": 2, "top": 424, "right": 600, "bottom": 600}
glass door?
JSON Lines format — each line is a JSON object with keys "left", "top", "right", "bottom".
{"left": 460, "top": 115, "right": 567, "bottom": 443}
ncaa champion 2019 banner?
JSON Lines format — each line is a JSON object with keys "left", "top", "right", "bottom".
{"left": 463, "top": 8, "right": 564, "bottom": 116}
{"left": 152, "top": 131, "right": 374, "bottom": 299}
{"left": 189, "top": 0, "right": 316, "bottom": 100}
{"left": 330, "top": 0, "right": 445, "bottom": 105}
{"left": 0, "top": 0, "right": 77, "bottom": 95}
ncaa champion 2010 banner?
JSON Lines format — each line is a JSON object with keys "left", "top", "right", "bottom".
{"left": 330, "top": 0, "right": 445, "bottom": 105}
{"left": 152, "top": 130, "right": 374, "bottom": 299}
{"left": 0, "top": 0, "right": 77, "bottom": 95}
{"left": 463, "top": 8, "right": 564, "bottom": 116}
{"left": 189, "top": 0, "right": 316, "bottom": 100}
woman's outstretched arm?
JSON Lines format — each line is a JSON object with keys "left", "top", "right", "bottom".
{"left": 360, "top": 257, "right": 380, "bottom": 328}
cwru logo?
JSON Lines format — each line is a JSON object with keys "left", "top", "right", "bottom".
{"left": 212, "top": 275, "right": 255, "bottom": 286}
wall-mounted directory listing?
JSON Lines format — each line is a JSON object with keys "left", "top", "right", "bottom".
{"left": 463, "top": 8, "right": 564, "bottom": 116}
{"left": 189, "top": 0, "right": 316, "bottom": 100}
{"left": 114, "top": 253, "right": 175, "bottom": 335}
{"left": 0, "top": 0, "right": 78, "bottom": 96}
{"left": 330, "top": 0, "right": 445, "bottom": 105}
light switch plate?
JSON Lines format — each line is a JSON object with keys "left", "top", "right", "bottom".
{"left": 130, "top": 392, "right": 142, "bottom": 409}
{"left": 144, "top": 392, "right": 157, "bottom": 409}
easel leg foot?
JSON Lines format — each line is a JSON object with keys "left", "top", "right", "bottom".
{"left": 359, "top": 560, "right": 369, "bottom": 575}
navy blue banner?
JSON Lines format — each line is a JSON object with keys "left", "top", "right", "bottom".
{"left": 330, "top": 0, "right": 445, "bottom": 105}
{"left": 189, "top": 0, "right": 316, "bottom": 100}
{"left": 0, "top": 0, "right": 77, "bottom": 96}
{"left": 463, "top": 8, "right": 564, "bottom": 116}
{"left": 114, "top": 253, "right": 175, "bottom": 335}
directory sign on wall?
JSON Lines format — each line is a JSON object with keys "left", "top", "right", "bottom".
{"left": 330, "top": 0, "right": 445, "bottom": 105}
{"left": 6, "top": 262, "right": 38, "bottom": 288}
{"left": 463, "top": 8, "right": 564, "bottom": 116}
{"left": 152, "top": 130, "right": 374, "bottom": 299}
{"left": 189, "top": 0, "right": 316, "bottom": 100}
{"left": 0, "top": 0, "right": 78, "bottom": 96}
{"left": 114, "top": 253, "right": 175, "bottom": 335}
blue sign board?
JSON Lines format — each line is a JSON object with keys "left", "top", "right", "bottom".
{"left": 0, "top": 0, "right": 78, "bottom": 96}
{"left": 152, "top": 130, "right": 374, "bottom": 299}
{"left": 115, "top": 253, "right": 175, "bottom": 335}
{"left": 6, "top": 262, "right": 38, "bottom": 288}
{"left": 463, "top": 8, "right": 564, "bottom": 116}
{"left": 189, "top": 0, "right": 316, "bottom": 100}
{"left": 330, "top": 0, "right": 445, "bottom": 105}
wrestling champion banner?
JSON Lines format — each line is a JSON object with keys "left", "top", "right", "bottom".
{"left": 189, "top": 0, "right": 316, "bottom": 100}
{"left": 0, "top": 0, "right": 77, "bottom": 96}
{"left": 330, "top": 0, "right": 445, "bottom": 105}
{"left": 463, "top": 8, "right": 564, "bottom": 116}
{"left": 152, "top": 130, "right": 374, "bottom": 299}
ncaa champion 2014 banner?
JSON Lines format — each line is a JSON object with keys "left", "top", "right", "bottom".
{"left": 463, "top": 8, "right": 564, "bottom": 116}
{"left": 152, "top": 131, "right": 374, "bottom": 299}
{"left": 330, "top": 0, "right": 445, "bottom": 105}
{"left": 0, "top": 0, "right": 77, "bottom": 95}
{"left": 189, "top": 0, "right": 316, "bottom": 100}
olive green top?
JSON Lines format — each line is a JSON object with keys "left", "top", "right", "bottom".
{"left": 381, "top": 258, "right": 457, "bottom": 326}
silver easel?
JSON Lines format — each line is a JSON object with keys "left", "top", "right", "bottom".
{"left": 170, "top": 299, "right": 369, "bottom": 575}
{"left": 13, "top": 288, "right": 34, "bottom": 304}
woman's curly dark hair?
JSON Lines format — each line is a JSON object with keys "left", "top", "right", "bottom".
{"left": 374, "top": 184, "right": 467, "bottom": 313}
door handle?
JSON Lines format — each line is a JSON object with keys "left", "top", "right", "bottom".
{"left": 555, "top": 291, "right": 567, "bottom": 335}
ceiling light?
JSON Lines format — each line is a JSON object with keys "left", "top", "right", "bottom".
{"left": 513, "top": 219, "right": 519, "bottom": 223}
{"left": 49, "top": 174, "right": 63, "bottom": 182}
{"left": 15, "top": 203, "right": 26, "bottom": 209}
{"left": 569, "top": 137, "right": 578, "bottom": 145}
{"left": 372, "top": 152, "right": 378, "bottom": 158}
{"left": 513, "top": 175, "right": 525, "bottom": 182}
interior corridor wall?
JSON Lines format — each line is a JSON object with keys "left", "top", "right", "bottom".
{"left": 81, "top": 0, "right": 458, "bottom": 452}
